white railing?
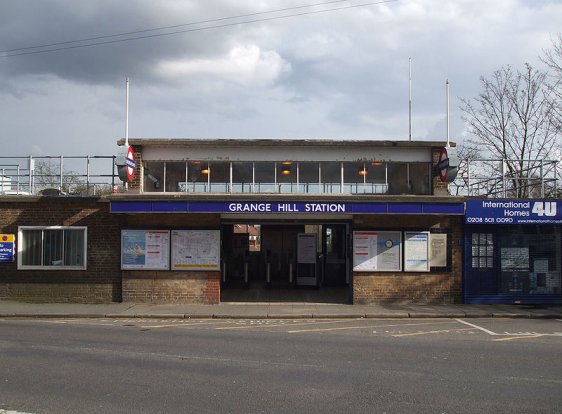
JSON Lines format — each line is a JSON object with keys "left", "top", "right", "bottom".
{"left": 0, "top": 155, "right": 118, "bottom": 196}
{"left": 451, "top": 158, "right": 560, "bottom": 199}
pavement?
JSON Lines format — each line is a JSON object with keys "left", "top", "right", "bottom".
{"left": 0, "top": 299, "right": 561, "bottom": 319}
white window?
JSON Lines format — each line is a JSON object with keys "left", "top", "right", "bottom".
{"left": 17, "top": 226, "right": 87, "bottom": 270}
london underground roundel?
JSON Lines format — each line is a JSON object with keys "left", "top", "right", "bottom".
{"left": 435, "top": 147, "right": 459, "bottom": 183}
{"left": 116, "top": 145, "right": 136, "bottom": 183}
{"left": 126, "top": 146, "right": 135, "bottom": 182}
{"left": 438, "top": 147, "right": 449, "bottom": 182}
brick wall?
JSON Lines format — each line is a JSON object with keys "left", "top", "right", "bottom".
{"left": 0, "top": 197, "right": 123, "bottom": 303}
{"left": 123, "top": 271, "right": 220, "bottom": 304}
{"left": 0, "top": 198, "right": 222, "bottom": 304}
{"left": 352, "top": 214, "right": 463, "bottom": 304}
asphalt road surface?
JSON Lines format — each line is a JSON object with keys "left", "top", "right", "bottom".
{"left": 1, "top": 317, "right": 561, "bottom": 414}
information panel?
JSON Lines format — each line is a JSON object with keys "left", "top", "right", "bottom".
{"left": 353, "top": 231, "right": 402, "bottom": 272}
{"left": 121, "top": 230, "right": 170, "bottom": 270}
{"left": 404, "top": 231, "right": 430, "bottom": 272}
{"left": 429, "top": 233, "right": 447, "bottom": 268}
{"left": 171, "top": 230, "right": 220, "bottom": 271}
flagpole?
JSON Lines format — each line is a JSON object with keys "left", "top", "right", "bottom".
{"left": 125, "top": 77, "right": 129, "bottom": 147}
{"left": 408, "top": 58, "right": 412, "bottom": 141}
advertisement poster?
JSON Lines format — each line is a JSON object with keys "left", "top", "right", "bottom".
{"left": 404, "top": 231, "right": 430, "bottom": 272}
{"left": 171, "top": 230, "right": 220, "bottom": 271}
{"left": 353, "top": 231, "right": 401, "bottom": 272}
{"left": 501, "top": 247, "right": 529, "bottom": 270}
{"left": 121, "top": 230, "right": 170, "bottom": 270}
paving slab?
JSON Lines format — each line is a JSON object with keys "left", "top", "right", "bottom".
{"left": 364, "top": 312, "right": 410, "bottom": 318}
{"left": 267, "top": 313, "right": 313, "bottom": 319}
{"left": 213, "top": 313, "right": 269, "bottom": 319}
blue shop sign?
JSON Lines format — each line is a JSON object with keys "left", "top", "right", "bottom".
{"left": 466, "top": 200, "right": 562, "bottom": 225}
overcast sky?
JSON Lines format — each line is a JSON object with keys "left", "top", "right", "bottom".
{"left": 1, "top": 0, "right": 560, "bottom": 157}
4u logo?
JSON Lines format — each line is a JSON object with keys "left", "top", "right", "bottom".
{"left": 532, "top": 202, "right": 557, "bottom": 217}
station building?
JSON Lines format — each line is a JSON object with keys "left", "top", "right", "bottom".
{"left": 0, "top": 138, "right": 560, "bottom": 305}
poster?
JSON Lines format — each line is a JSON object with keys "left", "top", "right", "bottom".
{"left": 533, "top": 259, "right": 549, "bottom": 273}
{"left": 501, "top": 248, "right": 529, "bottom": 270}
{"left": 429, "top": 233, "right": 447, "bottom": 268}
{"left": 297, "top": 233, "right": 317, "bottom": 264}
{"left": 121, "top": 230, "right": 170, "bottom": 270}
{"left": 171, "top": 230, "right": 220, "bottom": 271}
{"left": 353, "top": 231, "right": 401, "bottom": 272}
{"left": 404, "top": 231, "right": 430, "bottom": 272}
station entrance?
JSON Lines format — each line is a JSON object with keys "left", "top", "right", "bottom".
{"left": 220, "top": 221, "right": 351, "bottom": 303}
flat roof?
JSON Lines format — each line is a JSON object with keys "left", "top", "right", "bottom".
{"left": 117, "top": 138, "right": 454, "bottom": 148}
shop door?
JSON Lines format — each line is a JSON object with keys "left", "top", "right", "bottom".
{"left": 322, "top": 224, "right": 349, "bottom": 287}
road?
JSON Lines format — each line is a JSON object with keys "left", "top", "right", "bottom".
{"left": 1, "top": 317, "right": 561, "bottom": 414}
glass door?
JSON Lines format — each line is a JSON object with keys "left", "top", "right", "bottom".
{"left": 322, "top": 224, "right": 349, "bottom": 287}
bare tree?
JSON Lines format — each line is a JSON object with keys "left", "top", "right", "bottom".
{"left": 33, "top": 160, "right": 82, "bottom": 193}
{"left": 460, "top": 63, "right": 559, "bottom": 198}
{"left": 541, "top": 34, "right": 561, "bottom": 120}
{"left": 541, "top": 34, "right": 562, "bottom": 196}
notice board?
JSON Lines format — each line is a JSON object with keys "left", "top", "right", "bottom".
{"left": 121, "top": 230, "right": 170, "bottom": 270}
{"left": 353, "top": 231, "right": 402, "bottom": 272}
{"left": 429, "top": 233, "right": 447, "bottom": 268}
{"left": 297, "top": 233, "right": 317, "bottom": 264}
{"left": 404, "top": 231, "right": 430, "bottom": 272}
{"left": 171, "top": 230, "right": 220, "bottom": 271}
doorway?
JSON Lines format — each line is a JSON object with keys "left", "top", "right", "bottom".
{"left": 220, "top": 221, "right": 351, "bottom": 303}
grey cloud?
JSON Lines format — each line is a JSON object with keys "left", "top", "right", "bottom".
{"left": 0, "top": 1, "right": 560, "bottom": 156}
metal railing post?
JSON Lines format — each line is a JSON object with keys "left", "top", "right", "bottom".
{"left": 16, "top": 165, "right": 20, "bottom": 194}
{"left": 501, "top": 159, "right": 506, "bottom": 198}
{"left": 540, "top": 159, "right": 544, "bottom": 198}
{"left": 28, "top": 155, "right": 33, "bottom": 195}
{"left": 86, "top": 155, "right": 91, "bottom": 195}
{"left": 59, "top": 155, "right": 64, "bottom": 192}
{"left": 467, "top": 159, "right": 471, "bottom": 196}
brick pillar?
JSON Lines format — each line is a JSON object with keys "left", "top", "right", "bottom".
{"left": 204, "top": 272, "right": 221, "bottom": 304}
{"left": 128, "top": 145, "right": 143, "bottom": 192}
{"left": 432, "top": 148, "right": 449, "bottom": 196}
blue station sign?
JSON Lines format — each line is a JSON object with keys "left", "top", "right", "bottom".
{"left": 111, "top": 201, "right": 465, "bottom": 215}
{"left": 466, "top": 200, "right": 562, "bottom": 225}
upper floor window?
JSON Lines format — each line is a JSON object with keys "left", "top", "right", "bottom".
{"left": 142, "top": 160, "right": 431, "bottom": 195}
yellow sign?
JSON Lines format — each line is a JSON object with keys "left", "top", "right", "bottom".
{"left": 0, "top": 234, "right": 15, "bottom": 243}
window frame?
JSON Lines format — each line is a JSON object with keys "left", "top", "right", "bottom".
{"left": 17, "top": 226, "right": 88, "bottom": 270}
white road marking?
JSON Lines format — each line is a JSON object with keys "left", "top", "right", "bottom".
{"left": 0, "top": 410, "right": 36, "bottom": 414}
{"left": 455, "top": 319, "right": 498, "bottom": 335}
{"left": 393, "top": 328, "right": 474, "bottom": 337}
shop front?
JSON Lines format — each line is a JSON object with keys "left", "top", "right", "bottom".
{"left": 464, "top": 200, "right": 562, "bottom": 304}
